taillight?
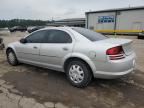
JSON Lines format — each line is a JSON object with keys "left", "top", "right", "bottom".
{"left": 106, "top": 46, "right": 125, "bottom": 60}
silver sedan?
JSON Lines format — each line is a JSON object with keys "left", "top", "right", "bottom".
{"left": 6, "top": 27, "right": 136, "bottom": 87}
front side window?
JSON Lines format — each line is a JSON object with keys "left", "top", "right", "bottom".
{"left": 43, "top": 30, "right": 72, "bottom": 43}
{"left": 26, "top": 30, "right": 47, "bottom": 43}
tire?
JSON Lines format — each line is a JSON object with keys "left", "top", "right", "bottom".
{"left": 7, "top": 49, "right": 19, "bottom": 66}
{"left": 66, "top": 60, "right": 92, "bottom": 88}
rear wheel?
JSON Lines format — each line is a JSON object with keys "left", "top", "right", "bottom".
{"left": 66, "top": 60, "right": 92, "bottom": 88}
{"left": 7, "top": 49, "right": 19, "bottom": 66}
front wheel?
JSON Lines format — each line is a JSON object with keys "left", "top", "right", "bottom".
{"left": 7, "top": 49, "right": 19, "bottom": 66}
{"left": 66, "top": 60, "right": 92, "bottom": 88}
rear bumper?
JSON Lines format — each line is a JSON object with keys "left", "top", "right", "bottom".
{"left": 92, "top": 53, "right": 136, "bottom": 79}
{"left": 93, "top": 68, "right": 134, "bottom": 79}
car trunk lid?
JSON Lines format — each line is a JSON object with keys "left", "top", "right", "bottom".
{"left": 97, "top": 38, "right": 133, "bottom": 56}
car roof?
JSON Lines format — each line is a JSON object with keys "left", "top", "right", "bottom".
{"left": 29, "top": 26, "right": 92, "bottom": 42}
{"left": 40, "top": 26, "right": 71, "bottom": 30}
{"left": 39, "top": 26, "right": 86, "bottom": 33}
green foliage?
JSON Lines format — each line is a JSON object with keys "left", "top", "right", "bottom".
{"left": 0, "top": 19, "right": 47, "bottom": 28}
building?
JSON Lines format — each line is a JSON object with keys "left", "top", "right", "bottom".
{"left": 47, "top": 18, "right": 85, "bottom": 27}
{"left": 86, "top": 6, "right": 144, "bottom": 34}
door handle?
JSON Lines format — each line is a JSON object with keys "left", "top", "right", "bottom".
{"left": 33, "top": 46, "right": 38, "bottom": 49}
{"left": 63, "top": 47, "right": 68, "bottom": 51}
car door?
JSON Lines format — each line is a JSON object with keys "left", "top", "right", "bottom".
{"left": 16, "top": 30, "right": 47, "bottom": 64}
{"left": 40, "top": 29, "right": 74, "bottom": 71}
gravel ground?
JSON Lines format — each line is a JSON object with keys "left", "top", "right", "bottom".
{"left": 0, "top": 31, "right": 144, "bottom": 108}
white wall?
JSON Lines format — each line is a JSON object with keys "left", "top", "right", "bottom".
{"left": 87, "top": 9, "right": 144, "bottom": 30}
{"left": 116, "top": 10, "right": 144, "bottom": 30}
{"left": 87, "top": 12, "right": 115, "bottom": 30}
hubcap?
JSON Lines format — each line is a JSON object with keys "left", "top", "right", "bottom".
{"left": 8, "top": 52, "right": 15, "bottom": 64}
{"left": 69, "top": 65, "right": 84, "bottom": 83}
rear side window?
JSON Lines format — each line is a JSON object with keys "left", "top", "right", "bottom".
{"left": 72, "top": 27, "right": 107, "bottom": 41}
{"left": 44, "top": 30, "right": 72, "bottom": 43}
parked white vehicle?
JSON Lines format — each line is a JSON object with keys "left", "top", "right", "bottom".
{"left": 6, "top": 27, "right": 136, "bottom": 87}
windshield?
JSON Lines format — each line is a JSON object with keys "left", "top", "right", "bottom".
{"left": 72, "top": 27, "right": 108, "bottom": 41}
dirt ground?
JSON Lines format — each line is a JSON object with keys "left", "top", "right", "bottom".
{"left": 0, "top": 30, "right": 144, "bottom": 108}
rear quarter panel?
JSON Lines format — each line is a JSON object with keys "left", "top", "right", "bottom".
{"left": 73, "top": 41, "right": 114, "bottom": 62}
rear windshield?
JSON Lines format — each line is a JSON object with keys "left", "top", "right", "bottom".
{"left": 72, "top": 27, "right": 108, "bottom": 41}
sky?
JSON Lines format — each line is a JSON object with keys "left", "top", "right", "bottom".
{"left": 0, "top": 0, "right": 144, "bottom": 20}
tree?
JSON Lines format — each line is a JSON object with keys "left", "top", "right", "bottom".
{"left": 0, "top": 19, "right": 48, "bottom": 28}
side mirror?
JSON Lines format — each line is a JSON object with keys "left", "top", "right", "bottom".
{"left": 20, "top": 38, "right": 27, "bottom": 44}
